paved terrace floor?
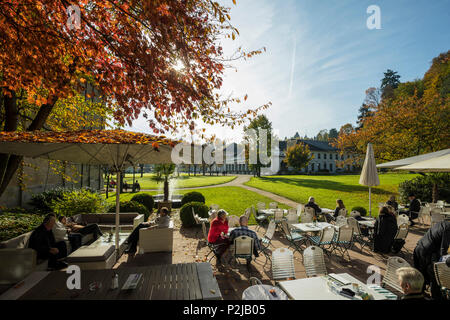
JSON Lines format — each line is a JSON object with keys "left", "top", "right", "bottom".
{"left": 115, "top": 212, "right": 430, "bottom": 300}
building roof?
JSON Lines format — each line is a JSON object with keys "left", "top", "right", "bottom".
{"left": 280, "top": 139, "right": 338, "bottom": 152}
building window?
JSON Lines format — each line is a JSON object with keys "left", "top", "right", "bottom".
{"left": 324, "top": 154, "right": 327, "bottom": 160}
{"left": 318, "top": 163, "right": 321, "bottom": 170}
{"left": 329, "top": 163, "right": 333, "bottom": 171}
{"left": 318, "top": 153, "right": 321, "bottom": 159}
{"left": 335, "top": 154, "right": 338, "bottom": 160}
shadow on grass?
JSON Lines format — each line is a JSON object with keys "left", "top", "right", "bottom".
{"left": 254, "top": 176, "right": 392, "bottom": 195}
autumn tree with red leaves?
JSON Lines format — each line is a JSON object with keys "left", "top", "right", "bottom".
{"left": 0, "top": 0, "right": 269, "bottom": 196}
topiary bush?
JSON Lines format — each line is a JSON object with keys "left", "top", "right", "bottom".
{"left": 351, "top": 206, "right": 367, "bottom": 217}
{"left": 51, "top": 189, "right": 106, "bottom": 217}
{"left": 130, "top": 193, "right": 154, "bottom": 213}
{"left": 108, "top": 200, "right": 150, "bottom": 221}
{"left": 181, "top": 191, "right": 205, "bottom": 206}
{"left": 398, "top": 173, "right": 450, "bottom": 203}
{"left": 180, "top": 202, "right": 209, "bottom": 227}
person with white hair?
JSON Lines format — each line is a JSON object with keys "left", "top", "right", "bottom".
{"left": 396, "top": 267, "right": 426, "bottom": 300}
{"left": 304, "top": 196, "right": 322, "bottom": 217}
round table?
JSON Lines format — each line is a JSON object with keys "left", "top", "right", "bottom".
{"left": 242, "top": 284, "right": 289, "bottom": 300}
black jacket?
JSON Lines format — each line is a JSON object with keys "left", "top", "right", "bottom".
{"left": 373, "top": 213, "right": 398, "bottom": 253}
{"left": 409, "top": 198, "right": 421, "bottom": 213}
{"left": 28, "top": 224, "right": 56, "bottom": 260}
{"left": 305, "top": 202, "right": 322, "bottom": 215}
{"left": 415, "top": 221, "right": 450, "bottom": 264}
{"left": 386, "top": 200, "right": 398, "bottom": 211}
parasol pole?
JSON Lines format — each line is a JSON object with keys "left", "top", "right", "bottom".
{"left": 115, "top": 168, "right": 121, "bottom": 257}
{"left": 369, "top": 186, "right": 372, "bottom": 217}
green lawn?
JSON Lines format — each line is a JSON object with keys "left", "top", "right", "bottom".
{"left": 106, "top": 173, "right": 236, "bottom": 190}
{"left": 103, "top": 186, "right": 290, "bottom": 224}
{"left": 244, "top": 173, "right": 418, "bottom": 216}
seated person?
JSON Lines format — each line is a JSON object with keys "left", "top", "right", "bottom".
{"left": 28, "top": 214, "right": 68, "bottom": 270}
{"left": 373, "top": 206, "right": 398, "bottom": 254}
{"left": 133, "top": 180, "right": 141, "bottom": 192}
{"left": 58, "top": 216, "right": 103, "bottom": 251}
{"left": 396, "top": 267, "right": 426, "bottom": 300}
{"left": 325, "top": 199, "right": 345, "bottom": 223}
{"left": 123, "top": 181, "right": 129, "bottom": 192}
{"left": 305, "top": 196, "right": 322, "bottom": 218}
{"left": 207, "top": 209, "right": 229, "bottom": 262}
{"left": 386, "top": 195, "right": 399, "bottom": 212}
{"left": 228, "top": 215, "right": 262, "bottom": 268}
{"left": 405, "top": 193, "right": 421, "bottom": 226}
{"left": 125, "top": 207, "right": 171, "bottom": 254}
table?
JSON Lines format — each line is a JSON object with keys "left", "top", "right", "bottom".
{"left": 242, "top": 284, "right": 288, "bottom": 300}
{"left": 258, "top": 209, "right": 288, "bottom": 216}
{"left": 358, "top": 219, "right": 376, "bottom": 228}
{"left": 0, "top": 263, "right": 222, "bottom": 300}
{"left": 292, "top": 222, "right": 333, "bottom": 233}
{"left": 321, "top": 208, "right": 334, "bottom": 214}
{"left": 278, "top": 273, "right": 397, "bottom": 300}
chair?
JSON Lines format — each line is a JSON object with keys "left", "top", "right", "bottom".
{"left": 303, "top": 246, "right": 327, "bottom": 277}
{"left": 347, "top": 217, "right": 371, "bottom": 251}
{"left": 253, "top": 207, "right": 269, "bottom": 232}
{"left": 280, "top": 220, "right": 307, "bottom": 255}
{"left": 394, "top": 223, "right": 409, "bottom": 241}
{"left": 286, "top": 209, "right": 299, "bottom": 227}
{"left": 300, "top": 210, "right": 313, "bottom": 223}
{"left": 273, "top": 208, "right": 285, "bottom": 231}
{"left": 437, "top": 200, "right": 445, "bottom": 208}
{"left": 243, "top": 207, "right": 252, "bottom": 220}
{"left": 260, "top": 220, "right": 276, "bottom": 261}
{"left": 431, "top": 210, "right": 445, "bottom": 226}
{"left": 269, "top": 202, "right": 278, "bottom": 209}
{"left": 211, "top": 204, "right": 220, "bottom": 211}
{"left": 338, "top": 208, "right": 347, "bottom": 217}
{"left": 397, "top": 214, "right": 410, "bottom": 226}
{"left": 308, "top": 226, "right": 336, "bottom": 256}
{"left": 350, "top": 210, "right": 361, "bottom": 218}
{"left": 382, "top": 256, "right": 411, "bottom": 293}
{"left": 434, "top": 262, "right": 450, "bottom": 299}
{"left": 201, "top": 221, "right": 227, "bottom": 262}
{"left": 331, "top": 225, "right": 353, "bottom": 261}
{"left": 304, "top": 206, "right": 315, "bottom": 217}
{"left": 271, "top": 248, "right": 296, "bottom": 281}
{"left": 296, "top": 204, "right": 304, "bottom": 216}
{"left": 249, "top": 277, "right": 263, "bottom": 286}
{"left": 335, "top": 216, "right": 348, "bottom": 227}
{"left": 257, "top": 202, "right": 266, "bottom": 211}
{"left": 233, "top": 236, "right": 254, "bottom": 269}
{"left": 418, "top": 206, "right": 430, "bottom": 226}
{"left": 227, "top": 215, "right": 240, "bottom": 228}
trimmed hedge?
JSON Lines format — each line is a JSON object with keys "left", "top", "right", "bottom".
{"left": 399, "top": 174, "right": 450, "bottom": 203}
{"left": 180, "top": 202, "right": 209, "bottom": 227}
{"left": 0, "top": 213, "right": 43, "bottom": 242}
{"left": 181, "top": 191, "right": 205, "bottom": 206}
{"left": 130, "top": 193, "right": 154, "bottom": 212}
{"left": 108, "top": 200, "right": 150, "bottom": 221}
{"left": 351, "top": 206, "right": 367, "bottom": 217}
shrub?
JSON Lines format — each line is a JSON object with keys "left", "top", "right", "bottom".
{"left": 180, "top": 202, "right": 209, "bottom": 227}
{"left": 29, "top": 187, "right": 68, "bottom": 214}
{"left": 398, "top": 174, "right": 450, "bottom": 203}
{"left": 130, "top": 193, "right": 154, "bottom": 212}
{"left": 351, "top": 206, "right": 367, "bottom": 217}
{"left": 52, "top": 189, "right": 106, "bottom": 217}
{"left": 0, "top": 213, "right": 43, "bottom": 241}
{"left": 181, "top": 192, "right": 205, "bottom": 206}
{"left": 108, "top": 200, "right": 150, "bottom": 221}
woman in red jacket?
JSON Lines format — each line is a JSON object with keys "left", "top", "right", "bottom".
{"left": 207, "top": 210, "right": 229, "bottom": 261}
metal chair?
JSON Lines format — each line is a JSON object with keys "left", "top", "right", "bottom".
{"left": 273, "top": 208, "right": 286, "bottom": 231}
{"left": 434, "top": 262, "right": 450, "bottom": 300}
{"left": 286, "top": 209, "right": 299, "bottom": 227}
{"left": 243, "top": 207, "right": 252, "bottom": 220}
{"left": 227, "top": 215, "right": 240, "bottom": 228}
{"left": 296, "top": 204, "right": 304, "bottom": 217}
{"left": 300, "top": 210, "right": 313, "bottom": 223}
{"left": 394, "top": 223, "right": 409, "bottom": 241}
{"left": 201, "top": 221, "right": 227, "bottom": 262}
{"left": 397, "top": 214, "right": 410, "bottom": 226}
{"left": 260, "top": 220, "right": 276, "bottom": 261}
{"left": 303, "top": 246, "right": 327, "bottom": 277}
{"left": 437, "top": 200, "right": 445, "bottom": 208}
{"left": 257, "top": 202, "right": 266, "bottom": 212}
{"left": 418, "top": 206, "right": 430, "bottom": 226}
{"left": 382, "top": 256, "right": 411, "bottom": 293}
{"left": 304, "top": 206, "right": 316, "bottom": 218}
{"left": 269, "top": 202, "right": 278, "bottom": 209}
{"left": 233, "top": 235, "right": 254, "bottom": 265}
{"left": 308, "top": 226, "right": 336, "bottom": 256}
{"left": 253, "top": 206, "right": 269, "bottom": 232}
{"left": 272, "top": 247, "right": 296, "bottom": 281}
{"left": 280, "top": 220, "right": 307, "bottom": 255}
{"left": 347, "top": 217, "right": 371, "bottom": 251}
{"left": 431, "top": 209, "right": 445, "bottom": 226}
{"left": 330, "top": 225, "right": 353, "bottom": 261}
{"left": 335, "top": 216, "right": 348, "bottom": 227}
{"left": 338, "top": 208, "right": 347, "bottom": 217}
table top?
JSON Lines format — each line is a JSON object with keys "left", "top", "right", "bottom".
{"left": 292, "top": 222, "right": 333, "bottom": 233}
{"left": 358, "top": 220, "right": 376, "bottom": 228}
{"left": 258, "top": 209, "right": 288, "bottom": 215}
{"left": 321, "top": 208, "right": 334, "bottom": 214}
{"left": 242, "top": 284, "right": 288, "bottom": 300}
{"left": 278, "top": 273, "right": 397, "bottom": 300}
{"left": 1, "top": 263, "right": 221, "bottom": 300}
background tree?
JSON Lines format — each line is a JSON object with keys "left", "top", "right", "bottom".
{"left": 244, "top": 115, "right": 272, "bottom": 177}
{"left": 151, "top": 164, "right": 176, "bottom": 202}
{"left": 315, "top": 129, "right": 329, "bottom": 141}
{"left": 293, "top": 132, "right": 300, "bottom": 139}
{"left": 284, "top": 143, "right": 313, "bottom": 172}
{"left": 381, "top": 69, "right": 401, "bottom": 100}
{"left": 0, "top": 0, "right": 269, "bottom": 197}
{"left": 328, "top": 128, "right": 338, "bottom": 140}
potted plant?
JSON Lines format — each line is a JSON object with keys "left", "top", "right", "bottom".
{"left": 151, "top": 164, "right": 177, "bottom": 212}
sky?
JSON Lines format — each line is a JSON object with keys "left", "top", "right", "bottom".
{"left": 129, "top": 0, "right": 450, "bottom": 143}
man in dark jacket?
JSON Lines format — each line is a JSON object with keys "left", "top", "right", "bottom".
{"left": 406, "top": 193, "right": 421, "bottom": 226}
{"left": 373, "top": 207, "right": 398, "bottom": 253}
{"left": 413, "top": 221, "right": 450, "bottom": 300}
{"left": 28, "top": 214, "right": 68, "bottom": 270}
{"left": 305, "top": 196, "right": 322, "bottom": 217}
